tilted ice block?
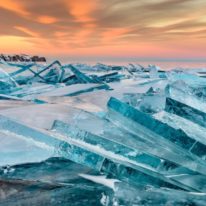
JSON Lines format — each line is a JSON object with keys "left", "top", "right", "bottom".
{"left": 108, "top": 97, "right": 205, "bottom": 155}
{"left": 51, "top": 118, "right": 180, "bottom": 173}
{"left": 52, "top": 120, "right": 206, "bottom": 192}
{"left": 62, "top": 75, "right": 79, "bottom": 85}
{"left": 154, "top": 107, "right": 206, "bottom": 159}
{"left": 168, "top": 72, "right": 206, "bottom": 87}
{"left": 36, "top": 61, "right": 62, "bottom": 77}
{"left": 56, "top": 135, "right": 191, "bottom": 191}
{"left": 126, "top": 64, "right": 144, "bottom": 74}
{"left": 123, "top": 89, "right": 165, "bottom": 114}
{"left": 167, "top": 80, "right": 206, "bottom": 101}
{"left": 52, "top": 120, "right": 162, "bottom": 170}
{"left": 154, "top": 110, "right": 206, "bottom": 147}
{"left": 98, "top": 72, "right": 118, "bottom": 80}
{"left": 91, "top": 72, "right": 124, "bottom": 83}
{"left": 166, "top": 80, "right": 206, "bottom": 113}
{"left": 65, "top": 65, "right": 95, "bottom": 83}
{"left": 0, "top": 115, "right": 187, "bottom": 190}
{"left": 43, "top": 67, "right": 64, "bottom": 83}
{"left": 166, "top": 97, "right": 206, "bottom": 128}
{"left": 107, "top": 97, "right": 206, "bottom": 175}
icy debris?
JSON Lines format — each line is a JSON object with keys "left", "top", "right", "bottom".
{"left": 1, "top": 61, "right": 206, "bottom": 205}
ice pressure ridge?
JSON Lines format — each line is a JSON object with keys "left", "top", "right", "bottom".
{"left": 1, "top": 60, "right": 206, "bottom": 205}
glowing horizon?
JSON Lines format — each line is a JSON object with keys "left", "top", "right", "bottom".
{"left": 1, "top": 0, "right": 206, "bottom": 59}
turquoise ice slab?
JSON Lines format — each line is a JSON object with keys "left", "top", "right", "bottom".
{"left": 58, "top": 140, "right": 191, "bottom": 191}
{"left": 0, "top": 115, "right": 190, "bottom": 190}
{"left": 166, "top": 97, "right": 206, "bottom": 128}
{"left": 64, "top": 65, "right": 95, "bottom": 83}
{"left": 52, "top": 120, "right": 206, "bottom": 192}
{"left": 107, "top": 97, "right": 205, "bottom": 153}
{"left": 168, "top": 72, "right": 206, "bottom": 87}
{"left": 165, "top": 80, "right": 206, "bottom": 113}
{"left": 107, "top": 97, "right": 206, "bottom": 175}
{"left": 63, "top": 65, "right": 112, "bottom": 90}
{"left": 165, "top": 98, "right": 206, "bottom": 158}
{"left": 108, "top": 97, "right": 195, "bottom": 150}
{"left": 52, "top": 120, "right": 162, "bottom": 169}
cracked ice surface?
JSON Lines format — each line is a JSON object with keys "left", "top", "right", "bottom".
{"left": 1, "top": 60, "right": 206, "bottom": 205}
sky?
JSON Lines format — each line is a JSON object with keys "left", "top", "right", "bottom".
{"left": 0, "top": 0, "right": 206, "bottom": 61}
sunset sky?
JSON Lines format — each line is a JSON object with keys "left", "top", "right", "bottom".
{"left": 0, "top": 0, "right": 206, "bottom": 60}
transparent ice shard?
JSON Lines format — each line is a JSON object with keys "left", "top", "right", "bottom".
{"left": 168, "top": 71, "right": 206, "bottom": 87}
{"left": 149, "top": 65, "right": 159, "bottom": 78}
{"left": 166, "top": 80, "right": 206, "bottom": 112}
{"left": 154, "top": 109, "right": 206, "bottom": 159}
{"left": 64, "top": 65, "right": 95, "bottom": 83}
{"left": 107, "top": 97, "right": 206, "bottom": 175}
{"left": 127, "top": 64, "right": 144, "bottom": 74}
{"left": 154, "top": 110, "right": 206, "bottom": 146}
{"left": 107, "top": 97, "right": 201, "bottom": 152}
{"left": 123, "top": 88, "right": 165, "bottom": 114}
{"left": 166, "top": 97, "right": 206, "bottom": 128}
{"left": 93, "top": 72, "right": 124, "bottom": 83}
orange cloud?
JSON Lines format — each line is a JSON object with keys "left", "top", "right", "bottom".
{"left": 37, "top": 15, "right": 58, "bottom": 24}
{"left": 14, "top": 26, "right": 39, "bottom": 37}
{"left": 65, "top": 0, "right": 98, "bottom": 22}
{"left": 0, "top": 0, "right": 29, "bottom": 16}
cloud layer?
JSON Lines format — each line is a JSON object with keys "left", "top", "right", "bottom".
{"left": 0, "top": 0, "right": 206, "bottom": 58}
